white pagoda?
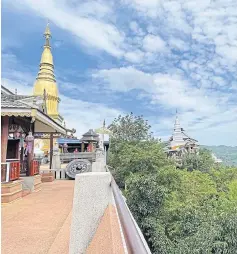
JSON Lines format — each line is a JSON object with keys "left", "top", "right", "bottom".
{"left": 166, "top": 112, "right": 199, "bottom": 165}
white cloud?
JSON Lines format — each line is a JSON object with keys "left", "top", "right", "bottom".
{"left": 129, "top": 21, "right": 139, "bottom": 33}
{"left": 127, "top": 0, "right": 237, "bottom": 61}
{"left": 216, "top": 45, "right": 237, "bottom": 62}
{"left": 94, "top": 66, "right": 218, "bottom": 113}
{"left": 92, "top": 66, "right": 153, "bottom": 92}
{"left": 6, "top": 0, "right": 124, "bottom": 57}
{"left": 2, "top": 78, "right": 33, "bottom": 95}
{"left": 124, "top": 50, "right": 144, "bottom": 63}
{"left": 75, "top": 0, "right": 113, "bottom": 19}
{"left": 168, "top": 38, "right": 189, "bottom": 51}
{"left": 125, "top": 0, "right": 162, "bottom": 17}
{"left": 143, "top": 34, "right": 166, "bottom": 52}
{"left": 59, "top": 95, "right": 122, "bottom": 136}
{"left": 129, "top": 21, "right": 145, "bottom": 36}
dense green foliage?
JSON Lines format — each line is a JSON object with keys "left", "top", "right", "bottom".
{"left": 108, "top": 113, "right": 237, "bottom": 254}
{"left": 202, "top": 145, "right": 237, "bottom": 166}
{"left": 181, "top": 148, "right": 215, "bottom": 172}
{"left": 108, "top": 112, "right": 153, "bottom": 142}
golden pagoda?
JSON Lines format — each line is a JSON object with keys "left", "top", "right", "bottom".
{"left": 33, "top": 23, "right": 63, "bottom": 124}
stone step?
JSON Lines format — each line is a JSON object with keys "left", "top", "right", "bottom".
{"left": 48, "top": 210, "right": 72, "bottom": 254}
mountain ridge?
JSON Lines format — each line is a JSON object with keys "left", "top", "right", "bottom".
{"left": 201, "top": 145, "right": 237, "bottom": 166}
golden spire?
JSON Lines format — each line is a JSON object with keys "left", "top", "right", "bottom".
{"left": 40, "top": 22, "right": 53, "bottom": 65}
{"left": 44, "top": 22, "right": 51, "bottom": 47}
{"left": 33, "top": 23, "right": 62, "bottom": 123}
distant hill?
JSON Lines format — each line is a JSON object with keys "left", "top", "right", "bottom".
{"left": 201, "top": 145, "right": 237, "bottom": 166}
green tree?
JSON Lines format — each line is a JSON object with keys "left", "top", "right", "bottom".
{"left": 125, "top": 167, "right": 237, "bottom": 253}
{"left": 108, "top": 113, "right": 168, "bottom": 187}
{"left": 125, "top": 173, "right": 171, "bottom": 253}
{"left": 108, "top": 112, "right": 153, "bottom": 142}
{"left": 109, "top": 140, "right": 173, "bottom": 188}
{"left": 182, "top": 148, "right": 214, "bottom": 172}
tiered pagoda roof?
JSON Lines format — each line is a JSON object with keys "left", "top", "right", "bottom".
{"left": 167, "top": 113, "right": 198, "bottom": 152}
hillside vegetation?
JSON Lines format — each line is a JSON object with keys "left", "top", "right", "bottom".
{"left": 202, "top": 145, "right": 237, "bottom": 166}
{"left": 108, "top": 113, "right": 237, "bottom": 254}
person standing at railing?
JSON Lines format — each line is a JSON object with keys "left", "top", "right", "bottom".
{"left": 74, "top": 148, "right": 79, "bottom": 153}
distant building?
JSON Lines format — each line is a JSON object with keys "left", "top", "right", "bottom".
{"left": 165, "top": 112, "right": 199, "bottom": 166}
{"left": 211, "top": 153, "right": 223, "bottom": 163}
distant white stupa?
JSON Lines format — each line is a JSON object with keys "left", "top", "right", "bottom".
{"left": 95, "top": 120, "right": 111, "bottom": 149}
{"left": 211, "top": 153, "right": 223, "bottom": 163}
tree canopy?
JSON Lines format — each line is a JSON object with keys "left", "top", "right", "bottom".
{"left": 108, "top": 112, "right": 153, "bottom": 142}
{"left": 108, "top": 113, "right": 237, "bottom": 253}
{"left": 181, "top": 148, "right": 215, "bottom": 172}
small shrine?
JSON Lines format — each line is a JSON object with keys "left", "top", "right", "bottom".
{"left": 81, "top": 129, "right": 99, "bottom": 152}
{"left": 57, "top": 129, "right": 99, "bottom": 154}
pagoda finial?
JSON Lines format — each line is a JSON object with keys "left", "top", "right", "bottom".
{"left": 103, "top": 119, "right": 106, "bottom": 128}
{"left": 174, "top": 110, "right": 181, "bottom": 131}
{"left": 44, "top": 21, "right": 51, "bottom": 47}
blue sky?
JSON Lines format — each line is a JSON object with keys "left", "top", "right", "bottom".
{"left": 2, "top": 0, "right": 237, "bottom": 146}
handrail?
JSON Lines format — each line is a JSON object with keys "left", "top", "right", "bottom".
{"left": 59, "top": 152, "right": 96, "bottom": 163}
{"left": 108, "top": 166, "right": 151, "bottom": 254}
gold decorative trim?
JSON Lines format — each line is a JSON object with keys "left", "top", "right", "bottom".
{"left": 1, "top": 112, "right": 31, "bottom": 117}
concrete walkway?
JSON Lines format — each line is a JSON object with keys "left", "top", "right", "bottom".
{"left": 2, "top": 180, "right": 75, "bottom": 254}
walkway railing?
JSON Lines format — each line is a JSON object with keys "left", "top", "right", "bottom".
{"left": 59, "top": 152, "right": 96, "bottom": 164}
{"left": 107, "top": 166, "right": 151, "bottom": 254}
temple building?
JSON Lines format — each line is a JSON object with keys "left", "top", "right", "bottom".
{"left": 165, "top": 112, "right": 199, "bottom": 165}
{"left": 1, "top": 85, "right": 67, "bottom": 203}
